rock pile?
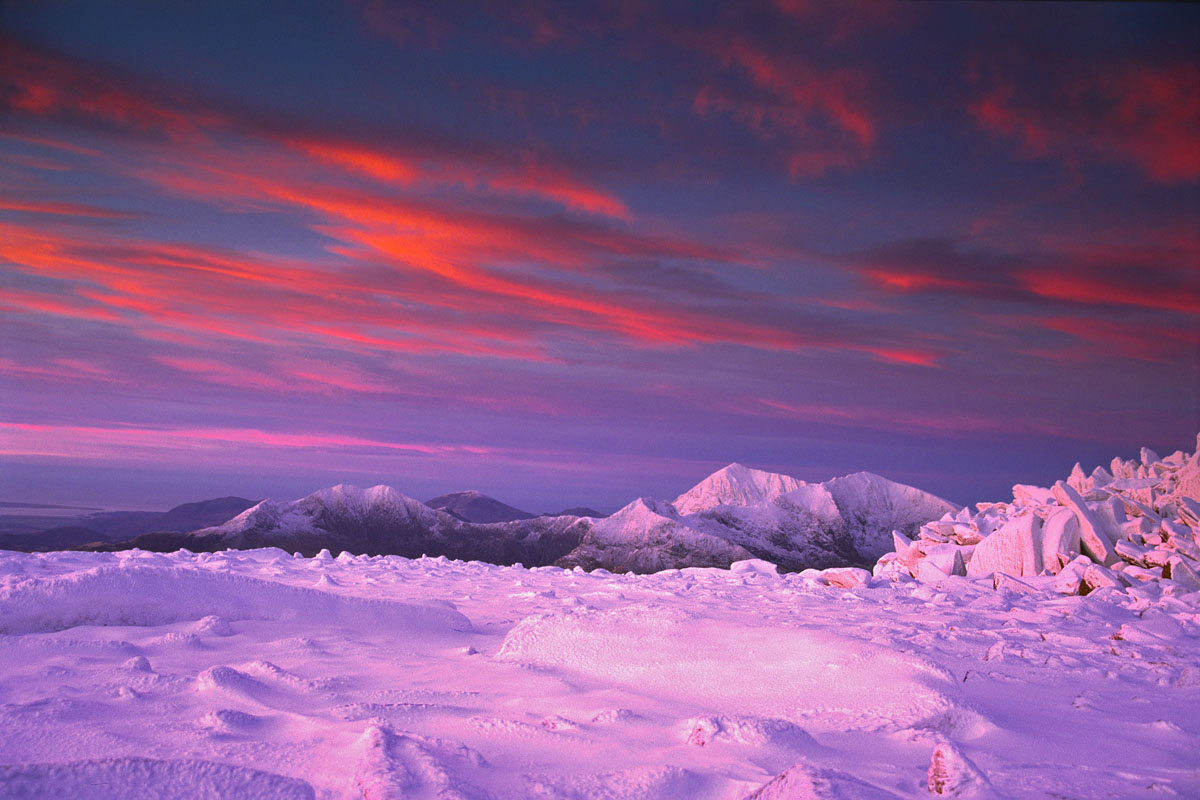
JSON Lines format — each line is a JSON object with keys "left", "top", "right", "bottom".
{"left": 873, "top": 435, "right": 1200, "bottom": 595}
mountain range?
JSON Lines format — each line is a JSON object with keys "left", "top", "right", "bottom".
{"left": 53, "top": 463, "right": 956, "bottom": 573}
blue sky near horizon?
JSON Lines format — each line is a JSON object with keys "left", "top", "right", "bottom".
{"left": 1, "top": 1, "right": 1197, "bottom": 513}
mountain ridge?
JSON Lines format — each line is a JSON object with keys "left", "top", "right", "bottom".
{"left": 66, "top": 465, "right": 956, "bottom": 574}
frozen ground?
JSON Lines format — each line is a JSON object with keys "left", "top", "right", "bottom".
{"left": 1, "top": 548, "right": 1198, "bottom": 799}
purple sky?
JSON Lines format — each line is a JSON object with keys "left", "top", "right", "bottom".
{"left": 1, "top": 1, "right": 1198, "bottom": 513}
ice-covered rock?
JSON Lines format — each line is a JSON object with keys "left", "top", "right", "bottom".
{"left": 1053, "top": 556, "right": 1091, "bottom": 595}
{"left": 1051, "top": 482, "right": 1119, "bottom": 566}
{"left": 965, "top": 514, "right": 1043, "bottom": 578}
{"left": 917, "top": 559, "right": 952, "bottom": 584}
{"left": 1166, "top": 556, "right": 1200, "bottom": 592}
{"left": 1012, "top": 484, "right": 1055, "bottom": 506}
{"left": 922, "top": 544, "right": 968, "bottom": 578}
{"left": 1040, "top": 508, "right": 1081, "bottom": 574}
{"left": 875, "top": 436, "right": 1200, "bottom": 597}
{"left": 1081, "top": 564, "right": 1128, "bottom": 594}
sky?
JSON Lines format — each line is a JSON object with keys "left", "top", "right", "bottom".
{"left": 1, "top": 1, "right": 1198, "bottom": 514}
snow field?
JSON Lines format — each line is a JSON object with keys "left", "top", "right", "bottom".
{"left": 0, "top": 547, "right": 1197, "bottom": 799}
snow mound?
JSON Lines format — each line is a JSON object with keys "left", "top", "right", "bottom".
{"left": 496, "top": 604, "right": 960, "bottom": 733}
{"left": 0, "top": 757, "right": 315, "bottom": 800}
{"left": 0, "top": 563, "right": 471, "bottom": 634}
{"left": 526, "top": 765, "right": 707, "bottom": 800}
{"left": 353, "top": 724, "right": 487, "bottom": 800}
{"left": 744, "top": 763, "right": 903, "bottom": 799}
{"left": 876, "top": 434, "right": 1200, "bottom": 597}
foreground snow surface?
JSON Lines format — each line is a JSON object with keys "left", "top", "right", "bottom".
{"left": 1, "top": 549, "right": 1198, "bottom": 799}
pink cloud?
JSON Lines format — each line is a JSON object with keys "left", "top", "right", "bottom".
{"left": 0, "top": 421, "right": 496, "bottom": 459}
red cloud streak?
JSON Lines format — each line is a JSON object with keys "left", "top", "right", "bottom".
{"left": 972, "top": 62, "right": 1200, "bottom": 182}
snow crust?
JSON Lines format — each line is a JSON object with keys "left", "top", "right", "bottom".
{"left": 1, "top": 541, "right": 1198, "bottom": 798}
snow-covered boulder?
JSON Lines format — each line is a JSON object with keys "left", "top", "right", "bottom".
{"left": 819, "top": 567, "right": 871, "bottom": 589}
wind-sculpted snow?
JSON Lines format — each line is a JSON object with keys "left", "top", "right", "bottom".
{"left": 0, "top": 758, "right": 316, "bottom": 800}
{"left": 0, "top": 555, "right": 470, "bottom": 635}
{"left": 0, "top": 547, "right": 1197, "bottom": 798}
{"left": 877, "top": 435, "right": 1200, "bottom": 597}
{"left": 496, "top": 604, "right": 961, "bottom": 733}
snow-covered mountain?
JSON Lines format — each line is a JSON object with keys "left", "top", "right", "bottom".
{"left": 561, "top": 497, "right": 756, "bottom": 573}
{"left": 672, "top": 463, "right": 805, "bottom": 514}
{"left": 188, "top": 484, "right": 588, "bottom": 566}
{"left": 561, "top": 465, "right": 956, "bottom": 572}
{"left": 424, "top": 490, "right": 535, "bottom": 523}
{"left": 90, "top": 467, "right": 955, "bottom": 574}
{"left": 824, "top": 471, "right": 960, "bottom": 560}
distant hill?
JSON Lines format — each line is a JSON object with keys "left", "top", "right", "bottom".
{"left": 545, "top": 507, "right": 608, "bottom": 519}
{"left": 0, "top": 496, "right": 258, "bottom": 553}
{"left": 424, "top": 491, "right": 535, "bottom": 523}
{"left": 0, "top": 526, "right": 110, "bottom": 552}
{"left": 153, "top": 497, "right": 260, "bottom": 532}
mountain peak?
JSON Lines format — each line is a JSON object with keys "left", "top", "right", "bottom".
{"left": 673, "top": 463, "right": 806, "bottom": 515}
